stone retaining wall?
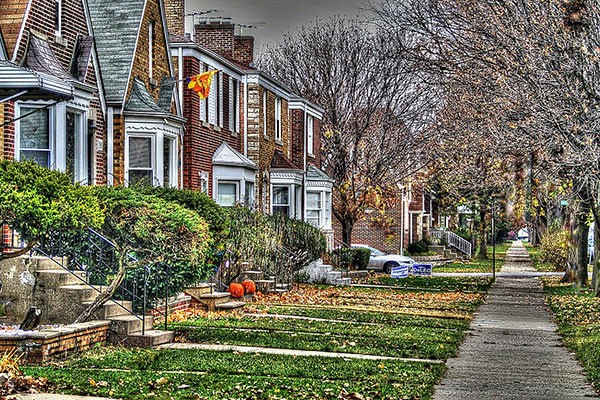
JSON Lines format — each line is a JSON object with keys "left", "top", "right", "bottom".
{"left": 0, "top": 321, "right": 110, "bottom": 363}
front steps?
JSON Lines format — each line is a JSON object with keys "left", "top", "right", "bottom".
{"left": 185, "top": 283, "right": 245, "bottom": 313}
{"left": 301, "top": 261, "right": 352, "bottom": 285}
{"left": 429, "top": 245, "right": 470, "bottom": 262}
{"left": 33, "top": 258, "right": 174, "bottom": 347}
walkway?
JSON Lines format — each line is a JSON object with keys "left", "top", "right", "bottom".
{"left": 433, "top": 240, "right": 598, "bottom": 399}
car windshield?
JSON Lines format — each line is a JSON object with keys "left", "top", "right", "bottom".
{"left": 368, "top": 247, "right": 386, "bottom": 257}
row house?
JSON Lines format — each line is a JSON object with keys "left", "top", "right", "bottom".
{"left": 166, "top": 7, "right": 333, "bottom": 241}
{"left": 0, "top": 0, "right": 182, "bottom": 188}
{"left": 0, "top": 0, "right": 105, "bottom": 184}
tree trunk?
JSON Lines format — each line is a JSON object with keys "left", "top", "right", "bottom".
{"left": 594, "top": 222, "right": 600, "bottom": 296}
{"left": 478, "top": 208, "right": 488, "bottom": 260}
{"left": 575, "top": 194, "right": 591, "bottom": 287}
{"left": 73, "top": 250, "right": 130, "bottom": 323}
{"left": 341, "top": 217, "right": 354, "bottom": 247}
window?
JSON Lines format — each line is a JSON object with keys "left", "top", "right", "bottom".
{"left": 208, "top": 68, "right": 219, "bottom": 126}
{"left": 272, "top": 186, "right": 289, "bottom": 216}
{"left": 128, "top": 136, "right": 154, "bottom": 186}
{"left": 275, "top": 97, "right": 282, "bottom": 141}
{"left": 244, "top": 181, "right": 255, "bottom": 205}
{"left": 217, "top": 182, "right": 237, "bottom": 206}
{"left": 199, "top": 172, "right": 209, "bottom": 194}
{"left": 54, "top": 0, "right": 62, "bottom": 35}
{"left": 19, "top": 107, "right": 51, "bottom": 167}
{"left": 148, "top": 22, "right": 154, "bottom": 80}
{"left": 325, "top": 192, "right": 332, "bottom": 227}
{"left": 229, "top": 78, "right": 239, "bottom": 133}
{"left": 163, "top": 137, "right": 176, "bottom": 187}
{"left": 306, "top": 192, "right": 322, "bottom": 227}
{"left": 307, "top": 115, "right": 314, "bottom": 155}
{"left": 66, "top": 110, "right": 88, "bottom": 184}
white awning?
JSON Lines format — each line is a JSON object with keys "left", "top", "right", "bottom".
{"left": 0, "top": 61, "right": 74, "bottom": 102}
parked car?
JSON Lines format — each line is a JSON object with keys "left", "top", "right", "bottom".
{"left": 351, "top": 244, "right": 415, "bottom": 274}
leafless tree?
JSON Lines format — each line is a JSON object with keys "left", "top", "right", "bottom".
{"left": 260, "top": 17, "right": 439, "bottom": 244}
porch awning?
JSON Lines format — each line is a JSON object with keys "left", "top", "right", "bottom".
{"left": 0, "top": 61, "right": 74, "bottom": 102}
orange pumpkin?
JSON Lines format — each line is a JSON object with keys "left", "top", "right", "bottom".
{"left": 242, "top": 280, "right": 256, "bottom": 295}
{"left": 228, "top": 282, "right": 245, "bottom": 299}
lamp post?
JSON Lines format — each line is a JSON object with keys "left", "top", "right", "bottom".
{"left": 492, "top": 198, "right": 496, "bottom": 280}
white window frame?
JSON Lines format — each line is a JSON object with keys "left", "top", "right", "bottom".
{"left": 200, "top": 64, "right": 208, "bottom": 122}
{"left": 163, "top": 135, "right": 178, "bottom": 187}
{"left": 15, "top": 102, "right": 55, "bottom": 169}
{"left": 307, "top": 115, "right": 314, "bottom": 156}
{"left": 218, "top": 71, "right": 224, "bottom": 128}
{"left": 306, "top": 191, "right": 322, "bottom": 227}
{"left": 229, "top": 78, "right": 240, "bottom": 133}
{"left": 272, "top": 185, "right": 290, "bottom": 216}
{"left": 275, "top": 97, "right": 282, "bottom": 142}
{"left": 125, "top": 133, "right": 156, "bottom": 186}
{"left": 65, "top": 108, "right": 89, "bottom": 184}
{"left": 216, "top": 180, "right": 239, "bottom": 207}
{"left": 244, "top": 180, "right": 255, "bottom": 206}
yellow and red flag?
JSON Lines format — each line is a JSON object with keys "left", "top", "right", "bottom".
{"left": 186, "top": 70, "right": 218, "bottom": 99}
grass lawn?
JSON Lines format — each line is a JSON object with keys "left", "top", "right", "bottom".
{"left": 22, "top": 278, "right": 487, "bottom": 399}
{"left": 524, "top": 243, "right": 558, "bottom": 272}
{"left": 359, "top": 274, "right": 494, "bottom": 292}
{"left": 542, "top": 277, "right": 600, "bottom": 390}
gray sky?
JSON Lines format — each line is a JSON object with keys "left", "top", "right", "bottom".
{"left": 186, "top": 0, "right": 368, "bottom": 52}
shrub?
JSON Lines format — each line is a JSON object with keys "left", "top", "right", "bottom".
{"left": 407, "top": 240, "right": 429, "bottom": 255}
{"left": 0, "top": 160, "right": 103, "bottom": 259}
{"left": 331, "top": 247, "right": 371, "bottom": 270}
{"left": 538, "top": 225, "right": 569, "bottom": 271}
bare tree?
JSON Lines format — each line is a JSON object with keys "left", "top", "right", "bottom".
{"left": 260, "top": 17, "right": 438, "bottom": 244}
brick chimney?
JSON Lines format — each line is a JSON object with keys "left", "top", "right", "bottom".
{"left": 164, "top": 0, "right": 185, "bottom": 36}
{"left": 234, "top": 36, "right": 255, "bottom": 68}
{"left": 195, "top": 22, "right": 235, "bottom": 59}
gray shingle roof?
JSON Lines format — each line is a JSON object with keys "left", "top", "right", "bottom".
{"left": 158, "top": 76, "right": 175, "bottom": 111}
{"left": 125, "top": 77, "right": 169, "bottom": 114}
{"left": 25, "top": 33, "right": 72, "bottom": 80}
{"left": 88, "top": 0, "right": 145, "bottom": 104}
{"left": 307, "top": 165, "right": 332, "bottom": 182}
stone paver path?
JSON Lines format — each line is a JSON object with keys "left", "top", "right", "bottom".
{"left": 433, "top": 240, "right": 598, "bottom": 399}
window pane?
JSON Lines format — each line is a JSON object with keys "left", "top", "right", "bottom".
{"left": 273, "top": 186, "right": 289, "bottom": 205}
{"left": 307, "top": 192, "right": 321, "bottom": 209}
{"left": 218, "top": 182, "right": 237, "bottom": 206}
{"left": 273, "top": 206, "right": 289, "bottom": 216}
{"left": 129, "top": 170, "right": 153, "bottom": 186}
{"left": 163, "top": 138, "right": 173, "bottom": 187}
{"left": 20, "top": 108, "right": 49, "bottom": 149}
{"left": 129, "top": 137, "right": 152, "bottom": 168}
{"left": 20, "top": 150, "right": 50, "bottom": 167}
{"left": 244, "top": 182, "right": 255, "bottom": 205}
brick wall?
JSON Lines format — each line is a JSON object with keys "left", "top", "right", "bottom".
{"left": 164, "top": 0, "right": 184, "bottom": 35}
{"left": 291, "top": 109, "right": 304, "bottom": 168}
{"left": 194, "top": 22, "right": 235, "bottom": 59}
{"left": 0, "top": 321, "right": 110, "bottom": 363}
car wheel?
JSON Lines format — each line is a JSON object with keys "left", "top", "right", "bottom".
{"left": 384, "top": 262, "right": 398, "bottom": 274}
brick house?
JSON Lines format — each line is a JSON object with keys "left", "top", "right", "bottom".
{"left": 166, "top": 5, "right": 333, "bottom": 242}
{"left": 87, "top": 0, "right": 184, "bottom": 187}
{"left": 0, "top": 0, "right": 106, "bottom": 185}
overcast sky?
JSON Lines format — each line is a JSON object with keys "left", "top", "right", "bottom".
{"left": 186, "top": 0, "right": 368, "bottom": 52}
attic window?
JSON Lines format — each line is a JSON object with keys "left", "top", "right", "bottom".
{"left": 54, "top": 0, "right": 62, "bottom": 36}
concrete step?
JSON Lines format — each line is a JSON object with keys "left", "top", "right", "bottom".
{"left": 109, "top": 314, "right": 154, "bottom": 337}
{"left": 255, "top": 279, "right": 275, "bottom": 293}
{"left": 268, "top": 288, "right": 289, "bottom": 294}
{"left": 123, "top": 329, "right": 174, "bottom": 347}
{"left": 185, "top": 283, "right": 215, "bottom": 299}
{"left": 59, "top": 284, "right": 102, "bottom": 302}
{"left": 82, "top": 299, "right": 133, "bottom": 319}
{"left": 197, "top": 292, "right": 232, "bottom": 311}
{"left": 31, "top": 256, "right": 69, "bottom": 271}
{"left": 37, "top": 269, "right": 87, "bottom": 286}
{"left": 318, "top": 265, "right": 334, "bottom": 273}
{"left": 333, "top": 278, "right": 352, "bottom": 286}
{"left": 215, "top": 301, "right": 246, "bottom": 313}
{"left": 239, "top": 270, "right": 264, "bottom": 281}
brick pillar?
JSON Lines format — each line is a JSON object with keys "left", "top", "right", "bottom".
{"left": 234, "top": 36, "right": 254, "bottom": 67}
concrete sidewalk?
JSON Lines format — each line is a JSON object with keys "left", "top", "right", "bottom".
{"left": 433, "top": 240, "right": 598, "bottom": 399}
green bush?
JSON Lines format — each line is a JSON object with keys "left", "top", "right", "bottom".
{"left": 538, "top": 225, "right": 569, "bottom": 271}
{"left": 331, "top": 247, "right": 371, "bottom": 270}
{"left": 407, "top": 240, "right": 429, "bottom": 255}
{"left": 353, "top": 247, "right": 371, "bottom": 269}
{"left": 0, "top": 160, "right": 103, "bottom": 257}
{"left": 93, "top": 186, "right": 213, "bottom": 301}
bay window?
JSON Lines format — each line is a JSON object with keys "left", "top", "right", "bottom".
{"left": 272, "top": 186, "right": 290, "bottom": 216}
{"left": 217, "top": 181, "right": 237, "bottom": 206}
{"left": 19, "top": 107, "right": 51, "bottom": 167}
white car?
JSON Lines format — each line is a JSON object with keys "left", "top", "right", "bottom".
{"left": 352, "top": 244, "right": 415, "bottom": 274}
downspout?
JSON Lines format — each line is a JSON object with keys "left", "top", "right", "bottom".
{"left": 107, "top": 106, "right": 114, "bottom": 186}
{"left": 243, "top": 74, "right": 248, "bottom": 157}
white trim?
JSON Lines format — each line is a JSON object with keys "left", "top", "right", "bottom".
{"left": 14, "top": 101, "right": 55, "bottom": 168}
{"left": 12, "top": 0, "right": 33, "bottom": 62}
{"left": 274, "top": 96, "right": 282, "bottom": 142}
{"left": 307, "top": 114, "right": 314, "bottom": 157}
{"left": 107, "top": 107, "right": 114, "bottom": 185}
{"left": 125, "top": 132, "right": 155, "bottom": 186}
{"left": 172, "top": 46, "right": 244, "bottom": 80}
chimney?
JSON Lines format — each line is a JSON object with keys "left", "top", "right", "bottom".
{"left": 194, "top": 21, "right": 235, "bottom": 59}
{"left": 234, "top": 36, "right": 255, "bottom": 68}
{"left": 164, "top": 0, "right": 185, "bottom": 36}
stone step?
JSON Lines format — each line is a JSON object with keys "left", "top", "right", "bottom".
{"left": 333, "top": 277, "right": 352, "bottom": 286}
{"left": 82, "top": 299, "right": 133, "bottom": 319}
{"left": 59, "top": 284, "right": 102, "bottom": 302}
{"left": 31, "top": 256, "right": 69, "bottom": 271}
{"left": 318, "top": 264, "right": 334, "bottom": 273}
{"left": 123, "top": 329, "right": 175, "bottom": 347}
{"left": 215, "top": 301, "right": 246, "bottom": 313}
{"left": 108, "top": 314, "right": 154, "bottom": 338}
{"left": 37, "top": 269, "right": 87, "bottom": 287}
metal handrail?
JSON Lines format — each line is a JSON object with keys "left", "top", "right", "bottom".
{"left": 430, "top": 229, "right": 472, "bottom": 258}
